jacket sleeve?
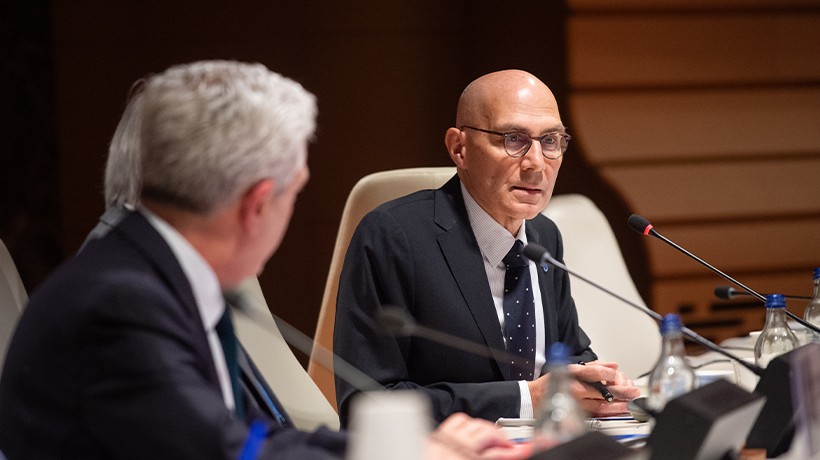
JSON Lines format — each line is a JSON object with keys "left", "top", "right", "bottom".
{"left": 79, "top": 279, "right": 345, "bottom": 460}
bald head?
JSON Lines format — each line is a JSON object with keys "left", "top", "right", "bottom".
{"left": 455, "top": 70, "right": 560, "bottom": 128}
{"left": 444, "top": 69, "right": 566, "bottom": 234}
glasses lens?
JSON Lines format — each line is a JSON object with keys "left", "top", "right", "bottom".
{"left": 540, "top": 133, "right": 569, "bottom": 158}
{"left": 503, "top": 132, "right": 531, "bottom": 157}
{"left": 541, "top": 134, "right": 560, "bottom": 152}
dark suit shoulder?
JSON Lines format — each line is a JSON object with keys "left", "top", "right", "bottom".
{"left": 370, "top": 187, "right": 437, "bottom": 216}
{"left": 528, "top": 212, "right": 558, "bottom": 232}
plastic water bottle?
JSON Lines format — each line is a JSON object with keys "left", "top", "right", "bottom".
{"left": 647, "top": 314, "right": 696, "bottom": 412}
{"left": 532, "top": 342, "right": 587, "bottom": 451}
{"left": 754, "top": 294, "right": 798, "bottom": 368}
{"left": 803, "top": 267, "right": 820, "bottom": 344}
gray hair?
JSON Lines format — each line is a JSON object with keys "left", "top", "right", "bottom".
{"left": 139, "top": 60, "right": 317, "bottom": 213}
{"left": 104, "top": 83, "right": 145, "bottom": 208}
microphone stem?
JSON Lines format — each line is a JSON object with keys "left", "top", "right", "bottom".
{"left": 540, "top": 254, "right": 765, "bottom": 377}
{"left": 542, "top": 255, "right": 660, "bottom": 323}
{"left": 270, "top": 313, "right": 384, "bottom": 392}
{"left": 651, "top": 231, "right": 764, "bottom": 302}
{"left": 652, "top": 231, "right": 820, "bottom": 334}
{"left": 236, "top": 303, "right": 384, "bottom": 393}
{"left": 414, "top": 326, "right": 501, "bottom": 361}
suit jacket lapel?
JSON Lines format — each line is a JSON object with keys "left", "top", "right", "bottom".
{"left": 435, "top": 176, "right": 511, "bottom": 379}
{"left": 112, "top": 211, "right": 220, "bottom": 385}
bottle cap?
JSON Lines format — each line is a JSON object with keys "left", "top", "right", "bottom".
{"left": 660, "top": 313, "right": 683, "bottom": 335}
{"left": 765, "top": 293, "right": 786, "bottom": 308}
{"left": 548, "top": 341, "right": 569, "bottom": 365}
{"left": 813, "top": 267, "right": 820, "bottom": 281}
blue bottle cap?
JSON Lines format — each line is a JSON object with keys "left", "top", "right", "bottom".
{"left": 660, "top": 313, "right": 683, "bottom": 335}
{"left": 548, "top": 341, "right": 569, "bottom": 365}
{"left": 813, "top": 267, "right": 820, "bottom": 281}
{"left": 765, "top": 293, "right": 786, "bottom": 308}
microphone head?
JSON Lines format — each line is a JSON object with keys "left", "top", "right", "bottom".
{"left": 522, "top": 243, "right": 550, "bottom": 263}
{"left": 714, "top": 286, "right": 736, "bottom": 300}
{"left": 378, "top": 306, "right": 416, "bottom": 337}
{"left": 627, "top": 214, "right": 654, "bottom": 236}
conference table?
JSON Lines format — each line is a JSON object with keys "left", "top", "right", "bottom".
{"left": 496, "top": 330, "right": 819, "bottom": 460}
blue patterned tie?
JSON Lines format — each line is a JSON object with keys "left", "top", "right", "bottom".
{"left": 216, "top": 306, "right": 245, "bottom": 420}
{"left": 502, "top": 240, "right": 536, "bottom": 380}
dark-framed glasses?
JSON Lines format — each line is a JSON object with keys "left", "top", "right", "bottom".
{"left": 460, "top": 126, "right": 571, "bottom": 159}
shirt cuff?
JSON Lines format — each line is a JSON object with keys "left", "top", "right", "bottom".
{"left": 518, "top": 380, "right": 533, "bottom": 418}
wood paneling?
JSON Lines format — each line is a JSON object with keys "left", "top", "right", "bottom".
{"left": 652, "top": 271, "right": 813, "bottom": 342}
{"left": 601, "top": 158, "right": 820, "bottom": 221}
{"left": 569, "top": 0, "right": 820, "bottom": 11}
{"left": 569, "top": 14, "right": 820, "bottom": 88}
{"left": 566, "top": 1, "right": 820, "bottom": 345}
{"left": 570, "top": 88, "right": 820, "bottom": 165}
{"left": 642, "top": 218, "right": 820, "bottom": 277}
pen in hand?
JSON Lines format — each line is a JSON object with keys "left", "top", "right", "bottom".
{"left": 577, "top": 361, "right": 615, "bottom": 402}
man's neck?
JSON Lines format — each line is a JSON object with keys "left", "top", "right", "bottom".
{"left": 141, "top": 200, "right": 241, "bottom": 288}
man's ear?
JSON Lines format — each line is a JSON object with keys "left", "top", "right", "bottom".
{"left": 239, "top": 179, "right": 276, "bottom": 227}
{"left": 444, "top": 127, "right": 467, "bottom": 168}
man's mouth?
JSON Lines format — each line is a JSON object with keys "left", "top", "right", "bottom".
{"left": 512, "top": 186, "right": 542, "bottom": 193}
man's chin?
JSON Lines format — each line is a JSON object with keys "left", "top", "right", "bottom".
{"left": 514, "top": 203, "right": 548, "bottom": 220}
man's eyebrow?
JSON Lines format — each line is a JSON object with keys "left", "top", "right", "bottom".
{"left": 494, "top": 124, "right": 568, "bottom": 135}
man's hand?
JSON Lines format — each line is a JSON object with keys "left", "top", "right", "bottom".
{"left": 528, "top": 361, "right": 641, "bottom": 416}
{"left": 568, "top": 361, "right": 640, "bottom": 416}
{"left": 426, "top": 413, "right": 532, "bottom": 460}
{"left": 526, "top": 374, "right": 551, "bottom": 411}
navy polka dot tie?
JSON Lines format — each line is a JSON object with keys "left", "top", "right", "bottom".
{"left": 502, "top": 240, "right": 536, "bottom": 381}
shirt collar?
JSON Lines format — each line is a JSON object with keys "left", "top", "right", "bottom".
{"left": 139, "top": 207, "right": 225, "bottom": 331}
{"left": 460, "top": 181, "right": 528, "bottom": 268}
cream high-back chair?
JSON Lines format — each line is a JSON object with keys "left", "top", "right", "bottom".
{"left": 0, "top": 238, "right": 27, "bottom": 375}
{"left": 233, "top": 277, "right": 340, "bottom": 430}
{"left": 543, "top": 194, "right": 661, "bottom": 378}
{"left": 308, "top": 167, "right": 456, "bottom": 410}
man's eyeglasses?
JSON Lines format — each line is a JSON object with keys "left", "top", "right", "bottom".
{"left": 460, "top": 126, "right": 571, "bottom": 160}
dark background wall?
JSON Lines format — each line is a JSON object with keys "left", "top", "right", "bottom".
{"left": 6, "top": 0, "right": 820, "bottom": 363}
{"left": 3, "top": 1, "right": 639, "bottom": 363}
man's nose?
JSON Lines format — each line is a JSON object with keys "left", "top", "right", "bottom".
{"left": 519, "top": 139, "right": 547, "bottom": 171}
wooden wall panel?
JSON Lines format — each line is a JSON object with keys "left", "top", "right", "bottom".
{"left": 566, "top": 1, "right": 820, "bottom": 345}
{"left": 569, "top": 14, "right": 820, "bottom": 88}
{"left": 642, "top": 219, "right": 820, "bottom": 277}
{"left": 601, "top": 158, "right": 820, "bottom": 221}
{"left": 652, "top": 271, "right": 814, "bottom": 342}
{"left": 570, "top": 88, "right": 820, "bottom": 165}
{"left": 569, "top": 0, "right": 820, "bottom": 11}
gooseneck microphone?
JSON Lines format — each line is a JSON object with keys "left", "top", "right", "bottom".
{"left": 229, "top": 296, "right": 383, "bottom": 394}
{"left": 714, "top": 286, "right": 812, "bottom": 301}
{"left": 521, "top": 243, "right": 765, "bottom": 377}
{"left": 380, "top": 306, "right": 502, "bottom": 362}
{"left": 627, "top": 215, "right": 764, "bottom": 303}
{"left": 627, "top": 214, "right": 820, "bottom": 334}
{"left": 379, "top": 306, "right": 616, "bottom": 401}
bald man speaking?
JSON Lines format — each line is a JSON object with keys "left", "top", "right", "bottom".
{"left": 334, "top": 70, "right": 639, "bottom": 427}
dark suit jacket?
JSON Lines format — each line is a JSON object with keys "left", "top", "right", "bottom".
{"left": 0, "top": 211, "right": 345, "bottom": 459}
{"left": 334, "top": 175, "right": 595, "bottom": 426}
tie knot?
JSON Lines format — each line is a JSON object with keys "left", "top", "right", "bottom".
{"left": 503, "top": 240, "right": 528, "bottom": 269}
